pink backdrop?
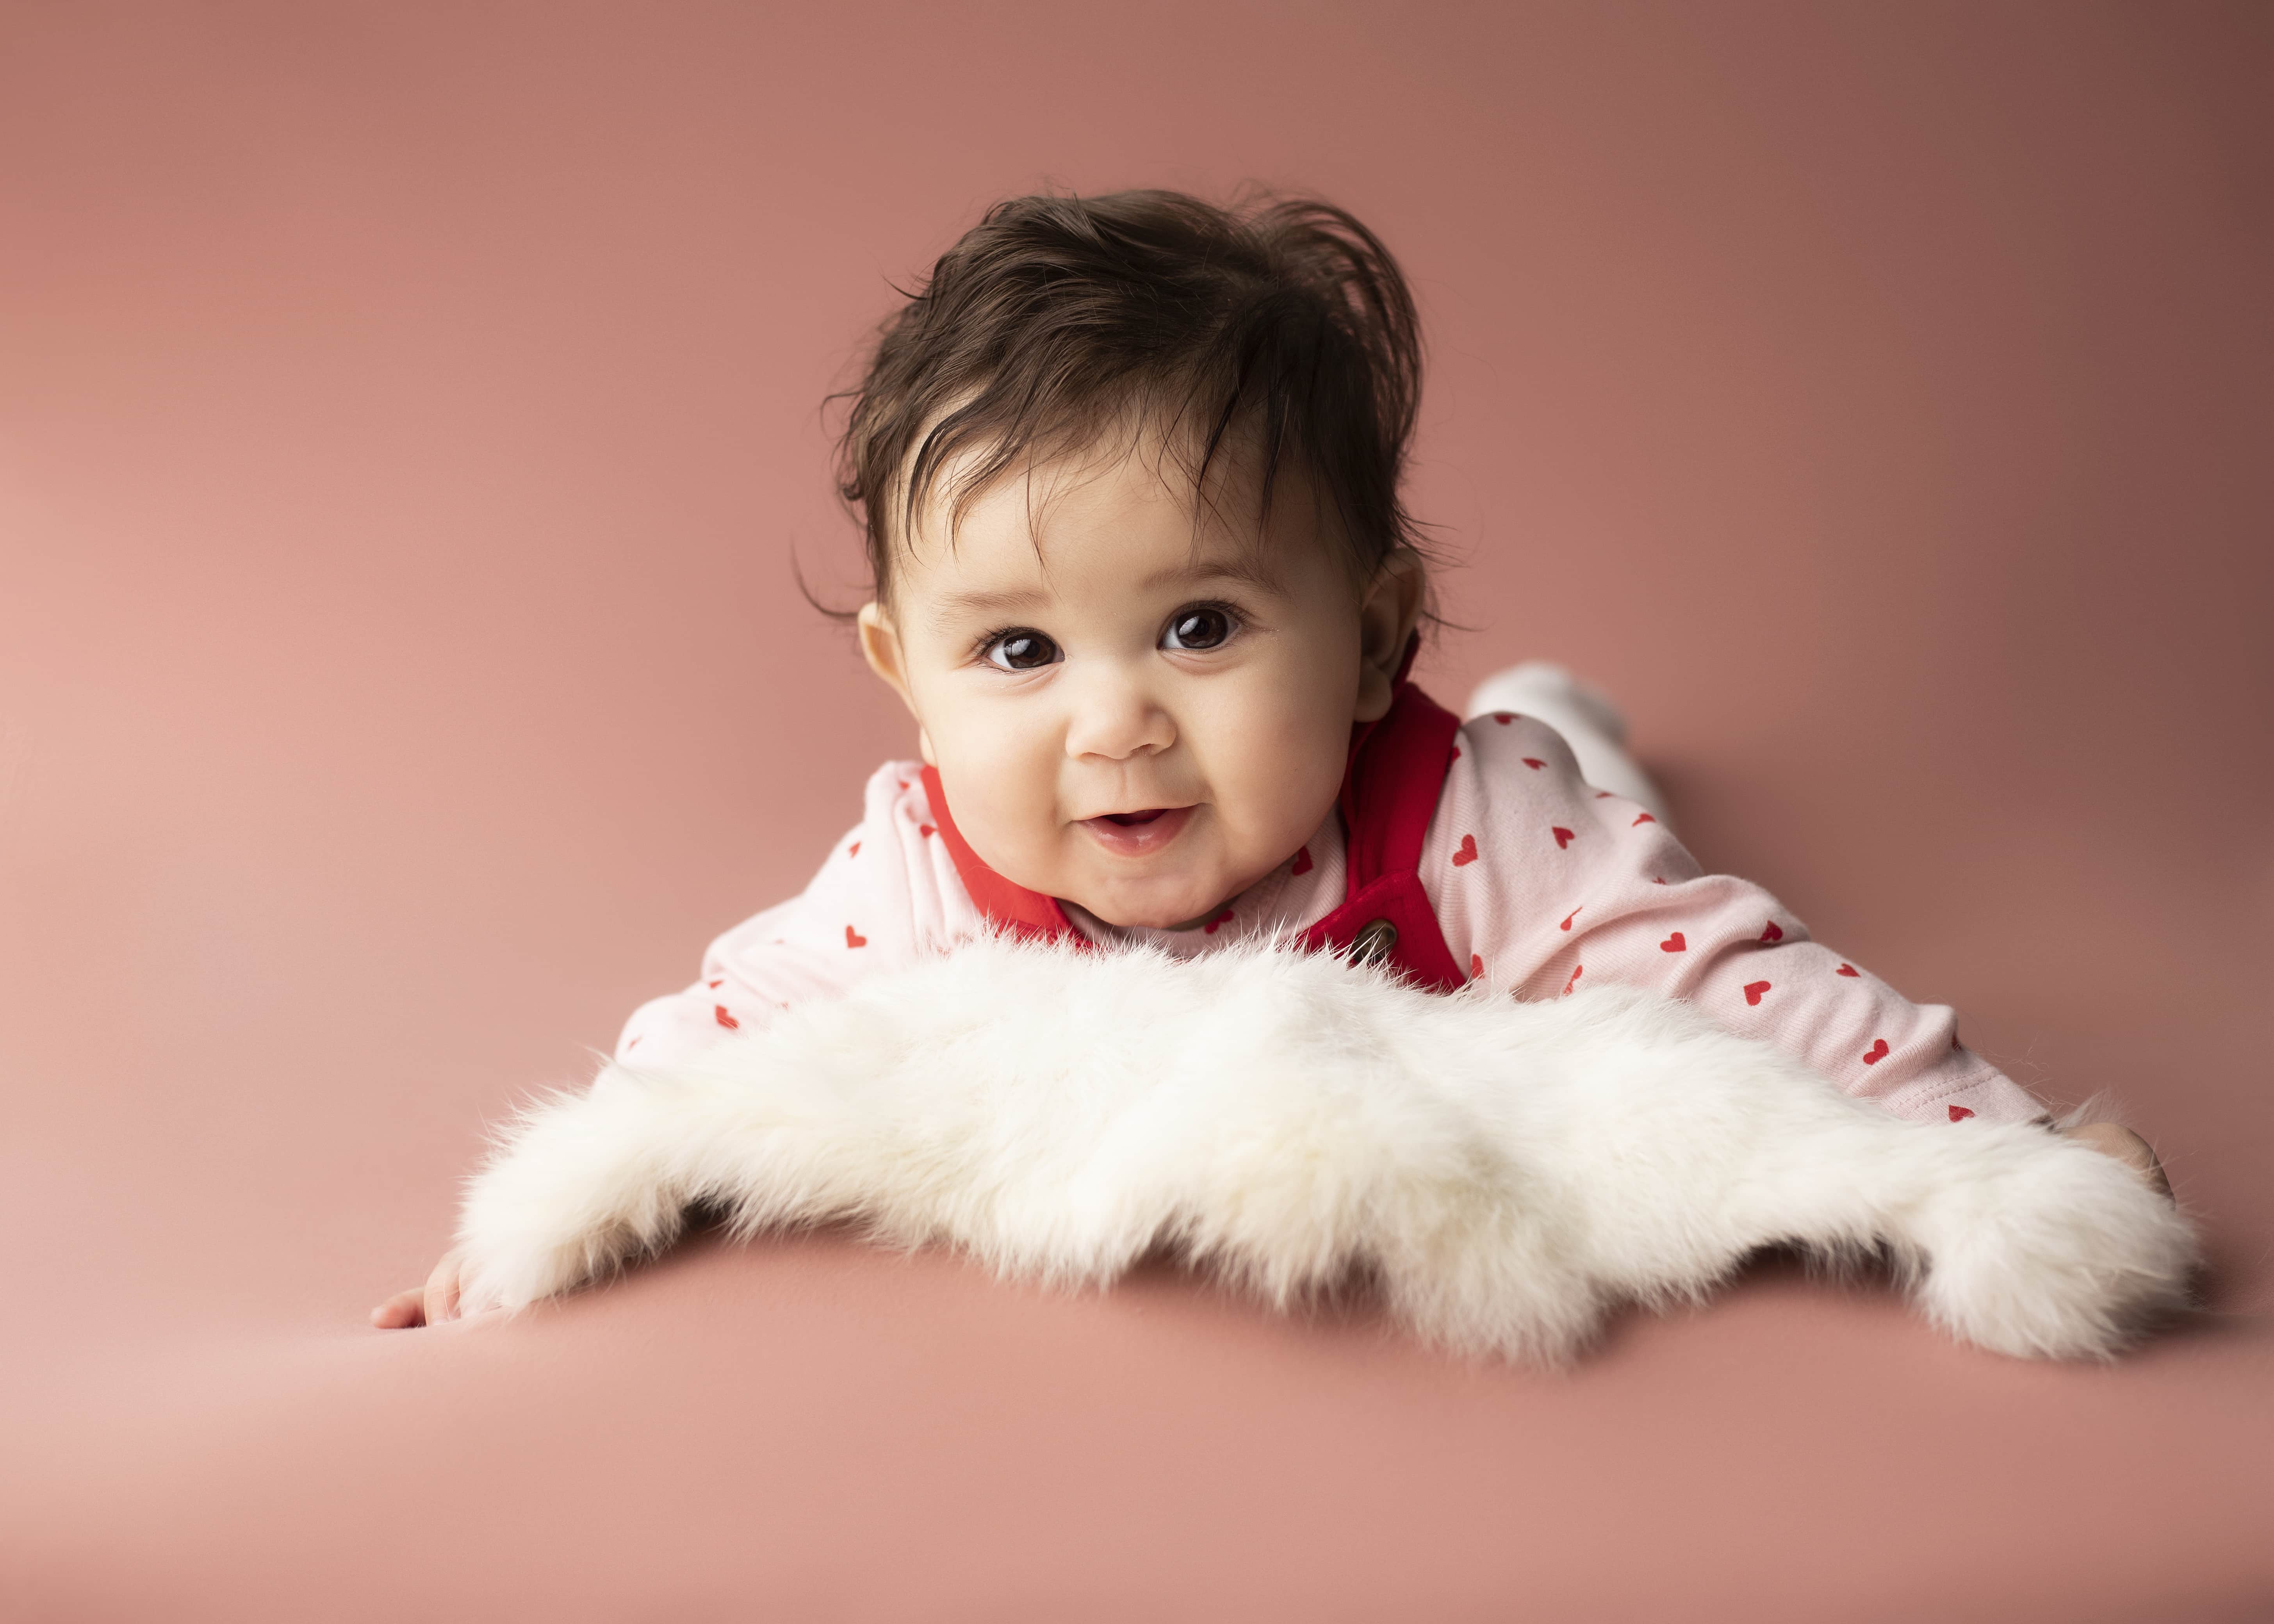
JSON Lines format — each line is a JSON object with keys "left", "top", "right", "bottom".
{"left": 4, "top": 4, "right": 2269, "bottom": 1618}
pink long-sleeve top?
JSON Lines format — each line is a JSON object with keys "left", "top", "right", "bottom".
{"left": 616, "top": 710, "right": 2045, "bottom": 1126}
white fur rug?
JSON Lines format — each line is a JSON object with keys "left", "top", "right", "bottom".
{"left": 453, "top": 937, "right": 2197, "bottom": 1363}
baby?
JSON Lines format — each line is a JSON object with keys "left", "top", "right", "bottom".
{"left": 374, "top": 189, "right": 2162, "bottom": 1330}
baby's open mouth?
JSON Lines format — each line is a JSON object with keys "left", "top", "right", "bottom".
{"left": 1079, "top": 805, "right": 1194, "bottom": 857}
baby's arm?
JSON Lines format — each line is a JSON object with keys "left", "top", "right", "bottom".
{"left": 1432, "top": 713, "right": 2166, "bottom": 1181}
{"left": 372, "top": 762, "right": 966, "bottom": 1327}
{"left": 613, "top": 763, "right": 955, "bottom": 1068}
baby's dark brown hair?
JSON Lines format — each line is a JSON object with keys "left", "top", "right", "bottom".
{"left": 834, "top": 188, "right": 1426, "bottom": 602}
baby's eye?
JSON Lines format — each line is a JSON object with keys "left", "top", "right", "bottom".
{"left": 983, "top": 629, "right": 1061, "bottom": 671}
{"left": 1161, "top": 605, "right": 1237, "bottom": 652}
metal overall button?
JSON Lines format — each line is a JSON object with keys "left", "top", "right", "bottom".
{"left": 1349, "top": 918, "right": 1398, "bottom": 967}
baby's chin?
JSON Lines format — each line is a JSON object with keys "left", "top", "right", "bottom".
{"left": 1061, "top": 871, "right": 1240, "bottom": 932}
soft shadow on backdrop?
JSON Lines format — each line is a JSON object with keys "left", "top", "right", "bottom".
{"left": 2, "top": 4, "right": 2269, "bottom": 1620}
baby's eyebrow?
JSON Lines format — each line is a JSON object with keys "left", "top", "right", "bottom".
{"left": 934, "top": 587, "right": 1049, "bottom": 619}
{"left": 928, "top": 556, "right": 1281, "bottom": 625}
{"left": 1138, "top": 554, "right": 1284, "bottom": 594}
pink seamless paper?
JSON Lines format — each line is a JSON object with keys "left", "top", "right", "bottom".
{"left": 2, "top": 4, "right": 2268, "bottom": 1619}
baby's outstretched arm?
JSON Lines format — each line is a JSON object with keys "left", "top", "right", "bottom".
{"left": 370, "top": 1248, "right": 469, "bottom": 1329}
{"left": 1438, "top": 709, "right": 2039, "bottom": 1126}
{"left": 1434, "top": 700, "right": 2178, "bottom": 1192}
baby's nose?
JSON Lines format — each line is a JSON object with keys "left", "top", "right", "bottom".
{"left": 1062, "top": 666, "right": 1176, "bottom": 761}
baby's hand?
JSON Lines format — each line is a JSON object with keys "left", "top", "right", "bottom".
{"left": 369, "top": 1247, "right": 471, "bottom": 1329}
{"left": 2061, "top": 1121, "right": 2172, "bottom": 1200}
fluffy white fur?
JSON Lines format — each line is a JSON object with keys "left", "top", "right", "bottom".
{"left": 453, "top": 938, "right": 2197, "bottom": 1363}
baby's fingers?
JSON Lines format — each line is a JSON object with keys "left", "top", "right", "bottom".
{"left": 370, "top": 1287, "right": 428, "bottom": 1329}
{"left": 2064, "top": 1122, "right": 2174, "bottom": 1200}
{"left": 368, "top": 1250, "right": 470, "bottom": 1329}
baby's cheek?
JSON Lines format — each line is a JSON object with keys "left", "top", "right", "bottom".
{"left": 932, "top": 731, "right": 1067, "bottom": 876}
{"left": 1197, "top": 695, "right": 1348, "bottom": 854}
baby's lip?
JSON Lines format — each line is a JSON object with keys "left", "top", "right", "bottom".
{"left": 1077, "top": 805, "right": 1196, "bottom": 857}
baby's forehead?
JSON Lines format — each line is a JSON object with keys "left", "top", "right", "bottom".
{"left": 894, "top": 429, "right": 1322, "bottom": 600}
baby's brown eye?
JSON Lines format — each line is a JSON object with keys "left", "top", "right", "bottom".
{"left": 1162, "top": 606, "right": 1235, "bottom": 651}
{"left": 984, "top": 630, "right": 1060, "bottom": 671}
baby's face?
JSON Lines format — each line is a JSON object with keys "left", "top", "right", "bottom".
{"left": 860, "top": 436, "right": 1415, "bottom": 930}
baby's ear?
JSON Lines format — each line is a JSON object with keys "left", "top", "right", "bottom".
{"left": 1353, "top": 552, "right": 1425, "bottom": 723}
{"left": 858, "top": 602, "right": 918, "bottom": 711}
{"left": 859, "top": 602, "right": 936, "bottom": 762}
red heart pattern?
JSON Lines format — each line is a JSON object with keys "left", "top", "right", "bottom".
{"left": 1562, "top": 962, "right": 1584, "bottom": 996}
{"left": 1632, "top": 813, "right": 1656, "bottom": 826}
{"left": 1552, "top": 826, "right": 1575, "bottom": 849}
{"left": 1292, "top": 845, "right": 1313, "bottom": 876}
{"left": 1523, "top": 757, "right": 1546, "bottom": 770}
{"left": 1862, "top": 1038, "right": 1889, "bottom": 1065}
{"left": 1203, "top": 906, "right": 1236, "bottom": 935}
{"left": 848, "top": 841, "right": 861, "bottom": 858}
{"left": 1743, "top": 980, "right": 1771, "bottom": 1006}
{"left": 1452, "top": 833, "right": 1479, "bottom": 866}
{"left": 1948, "top": 1106, "right": 1976, "bottom": 1122}
{"left": 713, "top": 1005, "right": 738, "bottom": 1030}
{"left": 919, "top": 824, "right": 935, "bottom": 838}
{"left": 707, "top": 978, "right": 722, "bottom": 988}
{"left": 845, "top": 925, "right": 867, "bottom": 948}
{"left": 1836, "top": 962, "right": 1859, "bottom": 977}
{"left": 1760, "top": 921, "right": 1784, "bottom": 943}
{"left": 1493, "top": 712, "right": 1514, "bottom": 725}
{"left": 1470, "top": 953, "right": 1483, "bottom": 978}
{"left": 1661, "top": 932, "right": 1686, "bottom": 952}
{"left": 1560, "top": 907, "right": 1583, "bottom": 931}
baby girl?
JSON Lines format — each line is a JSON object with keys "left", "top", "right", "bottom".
{"left": 374, "top": 189, "right": 2162, "bottom": 1330}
